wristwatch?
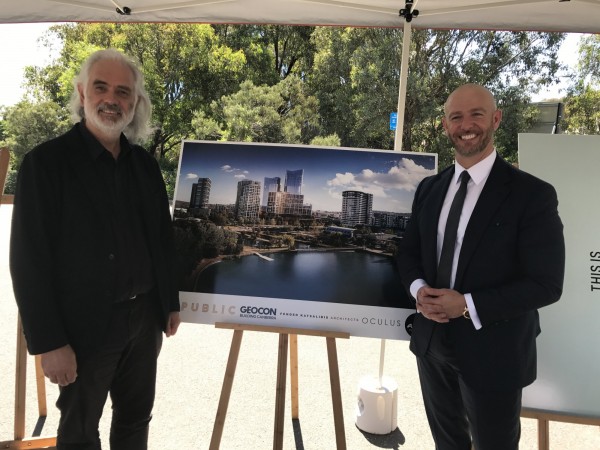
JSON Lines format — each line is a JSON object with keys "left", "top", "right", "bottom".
{"left": 462, "top": 306, "right": 471, "bottom": 320}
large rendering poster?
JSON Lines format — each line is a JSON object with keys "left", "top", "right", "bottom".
{"left": 173, "top": 141, "right": 437, "bottom": 339}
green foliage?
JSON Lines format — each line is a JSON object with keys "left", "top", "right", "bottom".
{"left": 310, "top": 134, "right": 341, "bottom": 147}
{"left": 307, "top": 28, "right": 565, "bottom": 167}
{"left": 158, "top": 157, "right": 179, "bottom": 200}
{"left": 563, "top": 84, "right": 600, "bottom": 135}
{"left": 493, "top": 87, "right": 539, "bottom": 165}
{"left": 1, "top": 100, "right": 71, "bottom": 170}
{"left": 579, "top": 34, "right": 600, "bottom": 84}
{"left": 201, "top": 76, "right": 321, "bottom": 144}
{"left": 213, "top": 25, "right": 316, "bottom": 82}
{"left": 190, "top": 110, "right": 223, "bottom": 141}
{"left": 3, "top": 170, "right": 17, "bottom": 196}
{"left": 308, "top": 27, "right": 363, "bottom": 148}
{"left": 9, "top": 23, "right": 572, "bottom": 187}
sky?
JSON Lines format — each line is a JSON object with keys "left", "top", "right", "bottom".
{"left": 0, "top": 23, "right": 63, "bottom": 107}
{"left": 0, "top": 23, "right": 586, "bottom": 108}
{"left": 175, "top": 141, "right": 437, "bottom": 212}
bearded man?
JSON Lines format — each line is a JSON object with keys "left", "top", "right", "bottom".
{"left": 397, "top": 84, "right": 565, "bottom": 450}
{"left": 10, "top": 49, "right": 180, "bottom": 450}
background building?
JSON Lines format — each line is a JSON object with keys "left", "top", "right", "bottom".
{"left": 372, "top": 211, "right": 411, "bottom": 230}
{"left": 341, "top": 190, "right": 373, "bottom": 227}
{"left": 527, "top": 102, "right": 564, "bottom": 134}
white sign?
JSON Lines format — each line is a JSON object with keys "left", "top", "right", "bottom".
{"left": 519, "top": 133, "right": 600, "bottom": 418}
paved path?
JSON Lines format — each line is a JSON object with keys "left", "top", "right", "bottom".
{"left": 1, "top": 205, "right": 598, "bottom": 449}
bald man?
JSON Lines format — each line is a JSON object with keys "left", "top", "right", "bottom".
{"left": 397, "top": 84, "right": 565, "bottom": 450}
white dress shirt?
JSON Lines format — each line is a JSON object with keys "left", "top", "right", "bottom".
{"left": 410, "top": 150, "right": 497, "bottom": 330}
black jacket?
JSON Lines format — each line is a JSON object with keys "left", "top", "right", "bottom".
{"left": 10, "top": 124, "right": 179, "bottom": 356}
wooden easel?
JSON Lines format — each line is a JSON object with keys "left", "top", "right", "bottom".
{"left": 0, "top": 147, "right": 14, "bottom": 205}
{"left": 0, "top": 147, "right": 57, "bottom": 450}
{"left": 210, "top": 322, "right": 350, "bottom": 450}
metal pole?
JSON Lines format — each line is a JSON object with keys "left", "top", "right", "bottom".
{"left": 378, "top": 339, "right": 386, "bottom": 388}
{"left": 393, "top": 20, "right": 412, "bottom": 151}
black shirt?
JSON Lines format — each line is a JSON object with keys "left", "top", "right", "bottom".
{"left": 79, "top": 121, "right": 154, "bottom": 302}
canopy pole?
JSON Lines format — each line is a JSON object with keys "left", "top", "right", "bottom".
{"left": 393, "top": 20, "right": 412, "bottom": 151}
{"left": 378, "top": 339, "right": 385, "bottom": 388}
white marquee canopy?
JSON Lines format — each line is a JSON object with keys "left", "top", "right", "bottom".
{"left": 1, "top": 0, "right": 600, "bottom": 34}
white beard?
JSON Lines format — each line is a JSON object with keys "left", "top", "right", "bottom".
{"left": 83, "top": 101, "right": 135, "bottom": 139}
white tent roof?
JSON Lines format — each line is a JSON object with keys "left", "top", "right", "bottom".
{"left": 2, "top": 0, "right": 600, "bottom": 34}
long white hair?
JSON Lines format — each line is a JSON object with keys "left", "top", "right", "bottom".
{"left": 68, "top": 49, "right": 154, "bottom": 145}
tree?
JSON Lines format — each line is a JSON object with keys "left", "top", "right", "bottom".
{"left": 13, "top": 23, "right": 567, "bottom": 187}
{"left": 563, "top": 84, "right": 600, "bottom": 134}
{"left": 308, "top": 28, "right": 565, "bottom": 167}
{"left": 1, "top": 100, "right": 70, "bottom": 171}
{"left": 194, "top": 76, "right": 321, "bottom": 143}
{"left": 308, "top": 27, "right": 362, "bottom": 148}
{"left": 579, "top": 34, "right": 600, "bottom": 84}
{"left": 561, "top": 34, "right": 600, "bottom": 135}
{"left": 213, "top": 25, "right": 316, "bottom": 82}
{"left": 310, "top": 134, "right": 341, "bottom": 147}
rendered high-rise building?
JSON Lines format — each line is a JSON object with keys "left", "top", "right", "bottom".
{"left": 263, "top": 176, "right": 281, "bottom": 206}
{"left": 284, "top": 169, "right": 303, "bottom": 195}
{"left": 235, "top": 180, "right": 261, "bottom": 220}
{"left": 341, "top": 190, "right": 373, "bottom": 227}
{"left": 266, "top": 191, "right": 312, "bottom": 217}
{"left": 189, "top": 178, "right": 211, "bottom": 209}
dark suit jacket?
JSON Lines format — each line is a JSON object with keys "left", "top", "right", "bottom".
{"left": 10, "top": 124, "right": 180, "bottom": 357}
{"left": 398, "top": 155, "right": 565, "bottom": 392}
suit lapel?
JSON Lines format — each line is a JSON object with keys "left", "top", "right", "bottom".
{"left": 455, "top": 157, "right": 513, "bottom": 286}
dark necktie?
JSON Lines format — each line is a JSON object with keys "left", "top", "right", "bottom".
{"left": 435, "top": 170, "right": 470, "bottom": 288}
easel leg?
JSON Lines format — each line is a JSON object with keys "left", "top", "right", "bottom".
{"left": 1, "top": 315, "right": 56, "bottom": 450}
{"left": 538, "top": 418, "right": 549, "bottom": 450}
{"left": 34, "top": 356, "right": 47, "bottom": 417}
{"left": 212, "top": 323, "right": 349, "bottom": 449}
{"left": 210, "top": 329, "right": 244, "bottom": 450}
{"left": 326, "top": 337, "right": 347, "bottom": 450}
{"left": 273, "top": 333, "right": 289, "bottom": 450}
{"left": 289, "top": 334, "right": 299, "bottom": 419}
{"left": 14, "top": 316, "right": 27, "bottom": 440}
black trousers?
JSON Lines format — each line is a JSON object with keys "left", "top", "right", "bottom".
{"left": 416, "top": 323, "right": 522, "bottom": 450}
{"left": 55, "top": 293, "right": 163, "bottom": 450}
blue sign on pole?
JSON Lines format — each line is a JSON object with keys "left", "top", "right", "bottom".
{"left": 389, "top": 112, "right": 398, "bottom": 131}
